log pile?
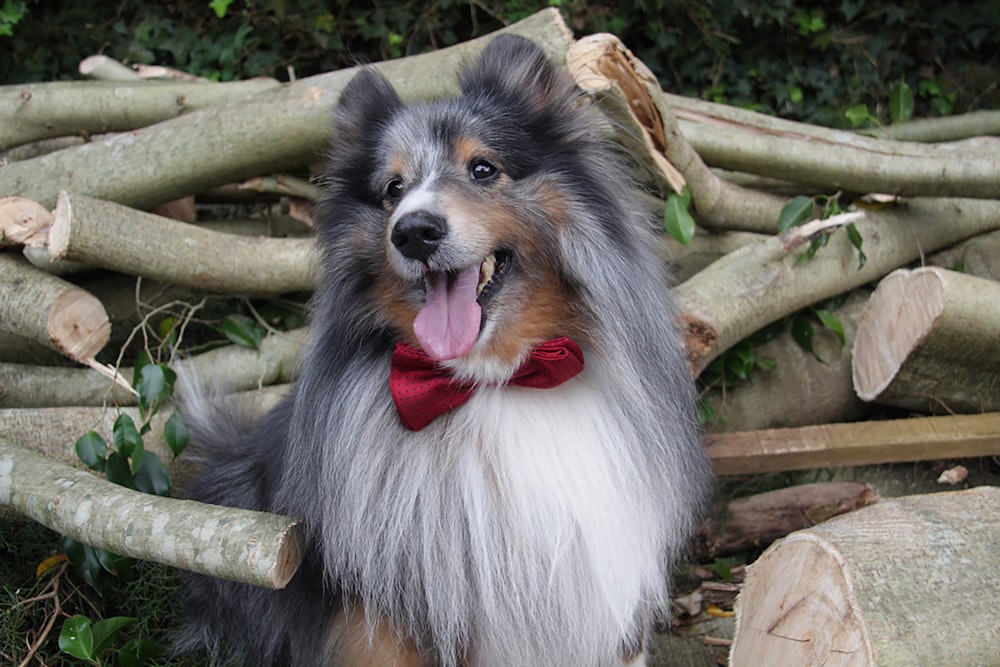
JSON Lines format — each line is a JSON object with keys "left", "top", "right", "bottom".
{"left": 1, "top": 8, "right": 999, "bottom": 664}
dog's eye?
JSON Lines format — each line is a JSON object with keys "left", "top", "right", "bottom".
{"left": 384, "top": 178, "right": 404, "bottom": 202}
{"left": 470, "top": 159, "right": 499, "bottom": 182}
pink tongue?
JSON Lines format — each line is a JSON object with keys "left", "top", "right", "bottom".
{"left": 413, "top": 264, "right": 482, "bottom": 360}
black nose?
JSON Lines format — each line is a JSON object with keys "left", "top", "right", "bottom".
{"left": 391, "top": 212, "right": 447, "bottom": 262}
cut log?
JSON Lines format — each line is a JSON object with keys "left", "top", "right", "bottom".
{"left": 0, "top": 195, "right": 50, "bottom": 247}
{"left": 730, "top": 486, "right": 1000, "bottom": 666}
{"left": 47, "top": 191, "right": 316, "bottom": 296}
{"left": 702, "top": 290, "right": 873, "bottom": 432}
{"left": 0, "top": 78, "right": 280, "bottom": 151}
{"left": 1, "top": 329, "right": 304, "bottom": 408}
{"left": 0, "top": 253, "right": 109, "bottom": 363}
{"left": 0, "top": 437, "right": 302, "bottom": 589}
{"left": 567, "top": 34, "right": 789, "bottom": 233}
{"left": 703, "top": 412, "right": 1000, "bottom": 475}
{"left": 698, "top": 482, "right": 878, "bottom": 559}
{"left": 929, "top": 228, "right": 1000, "bottom": 282}
{"left": 852, "top": 267, "right": 1000, "bottom": 413}
{"left": 673, "top": 197, "right": 1000, "bottom": 374}
{"left": 0, "top": 9, "right": 572, "bottom": 210}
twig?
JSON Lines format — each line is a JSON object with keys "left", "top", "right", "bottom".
{"left": 17, "top": 561, "right": 68, "bottom": 667}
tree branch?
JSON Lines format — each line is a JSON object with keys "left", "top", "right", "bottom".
{"left": 0, "top": 9, "right": 573, "bottom": 210}
{"left": 0, "top": 437, "right": 303, "bottom": 589}
{"left": 673, "top": 197, "right": 1000, "bottom": 374}
{"left": 0, "top": 78, "right": 280, "bottom": 151}
{"left": 48, "top": 192, "right": 315, "bottom": 296}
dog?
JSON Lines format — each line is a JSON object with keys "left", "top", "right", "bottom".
{"left": 176, "top": 34, "right": 713, "bottom": 667}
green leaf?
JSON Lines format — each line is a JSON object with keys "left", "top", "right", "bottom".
{"left": 61, "top": 538, "right": 103, "bottom": 590}
{"left": 135, "top": 452, "right": 171, "bottom": 497}
{"left": 112, "top": 413, "right": 144, "bottom": 475}
{"left": 105, "top": 451, "right": 137, "bottom": 490}
{"left": 59, "top": 615, "right": 95, "bottom": 661}
{"left": 95, "top": 547, "right": 133, "bottom": 580}
{"left": 815, "top": 309, "right": 846, "bottom": 348}
{"left": 791, "top": 316, "right": 818, "bottom": 359}
{"left": 91, "top": 616, "right": 136, "bottom": 657}
{"left": 164, "top": 410, "right": 190, "bottom": 457}
{"left": 118, "top": 637, "right": 165, "bottom": 667}
{"left": 209, "top": 0, "right": 234, "bottom": 19}
{"left": 136, "top": 363, "right": 175, "bottom": 417}
{"left": 219, "top": 314, "right": 265, "bottom": 350}
{"left": 844, "top": 104, "right": 871, "bottom": 128}
{"left": 663, "top": 188, "right": 696, "bottom": 246}
{"left": 75, "top": 431, "right": 107, "bottom": 472}
{"left": 777, "top": 195, "right": 814, "bottom": 232}
{"left": 888, "top": 80, "right": 914, "bottom": 125}
{"left": 846, "top": 222, "right": 867, "bottom": 269}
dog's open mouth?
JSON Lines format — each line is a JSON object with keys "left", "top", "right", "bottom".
{"left": 413, "top": 250, "right": 512, "bottom": 361}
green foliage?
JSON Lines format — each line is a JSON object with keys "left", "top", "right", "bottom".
{"left": 60, "top": 613, "right": 163, "bottom": 666}
{"left": 663, "top": 186, "right": 696, "bottom": 246}
{"left": 2, "top": 1, "right": 996, "bottom": 126}
{"left": 67, "top": 360, "right": 182, "bottom": 592}
{"left": 0, "top": 0, "right": 24, "bottom": 36}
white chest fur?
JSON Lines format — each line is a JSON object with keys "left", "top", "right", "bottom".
{"left": 322, "top": 361, "right": 671, "bottom": 666}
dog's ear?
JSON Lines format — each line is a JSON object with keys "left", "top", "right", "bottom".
{"left": 334, "top": 68, "right": 403, "bottom": 141}
{"left": 459, "top": 34, "right": 573, "bottom": 112}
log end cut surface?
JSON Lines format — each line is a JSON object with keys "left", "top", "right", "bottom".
{"left": 730, "top": 532, "right": 874, "bottom": 667}
{"left": 852, "top": 268, "right": 942, "bottom": 401}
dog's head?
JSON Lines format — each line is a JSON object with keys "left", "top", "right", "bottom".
{"left": 317, "top": 35, "right": 635, "bottom": 382}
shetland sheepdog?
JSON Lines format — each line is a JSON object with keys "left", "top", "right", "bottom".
{"left": 177, "top": 34, "right": 713, "bottom": 667}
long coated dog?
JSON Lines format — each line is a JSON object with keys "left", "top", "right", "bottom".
{"left": 177, "top": 34, "right": 713, "bottom": 667}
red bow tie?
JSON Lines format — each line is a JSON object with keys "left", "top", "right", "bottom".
{"left": 389, "top": 337, "right": 585, "bottom": 431}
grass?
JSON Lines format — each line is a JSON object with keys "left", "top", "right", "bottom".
{"left": 0, "top": 520, "right": 204, "bottom": 666}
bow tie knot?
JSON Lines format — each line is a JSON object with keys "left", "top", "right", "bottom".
{"left": 389, "top": 337, "right": 585, "bottom": 431}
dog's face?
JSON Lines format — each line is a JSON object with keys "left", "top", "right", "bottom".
{"left": 320, "top": 36, "right": 606, "bottom": 381}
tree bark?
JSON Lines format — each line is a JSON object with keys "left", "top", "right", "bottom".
{"left": 703, "top": 412, "right": 1000, "bottom": 475}
{"left": 0, "top": 437, "right": 303, "bottom": 589}
{"left": 852, "top": 267, "right": 1000, "bottom": 413}
{"left": 48, "top": 191, "right": 316, "bottom": 296}
{"left": 673, "top": 198, "right": 1000, "bottom": 374}
{"left": 730, "top": 486, "right": 1000, "bottom": 667}
{"left": 0, "top": 329, "right": 305, "bottom": 408}
{"left": 928, "top": 228, "right": 1000, "bottom": 281}
{"left": 698, "top": 482, "right": 878, "bottom": 559}
{"left": 864, "top": 109, "right": 1000, "bottom": 142}
{"left": 0, "top": 253, "right": 109, "bottom": 363}
{"left": 0, "top": 78, "right": 280, "bottom": 151}
{"left": 567, "top": 34, "right": 789, "bottom": 233}
{"left": 702, "top": 290, "right": 873, "bottom": 432}
{"left": 0, "top": 9, "right": 573, "bottom": 210}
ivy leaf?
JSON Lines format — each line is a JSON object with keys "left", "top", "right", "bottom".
{"left": 846, "top": 222, "right": 867, "bottom": 269}
{"left": 134, "top": 452, "right": 171, "bottom": 497}
{"left": 164, "top": 410, "right": 190, "bottom": 457}
{"left": 219, "top": 314, "right": 265, "bottom": 350}
{"left": 74, "top": 431, "right": 107, "bottom": 473}
{"left": 814, "top": 309, "right": 846, "bottom": 348}
{"left": 889, "top": 80, "right": 914, "bottom": 125}
{"left": 59, "top": 615, "right": 95, "bottom": 661}
{"left": 663, "top": 187, "right": 696, "bottom": 246}
{"left": 777, "top": 195, "right": 814, "bottom": 232}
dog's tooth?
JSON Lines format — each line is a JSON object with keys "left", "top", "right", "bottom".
{"left": 478, "top": 254, "right": 496, "bottom": 295}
